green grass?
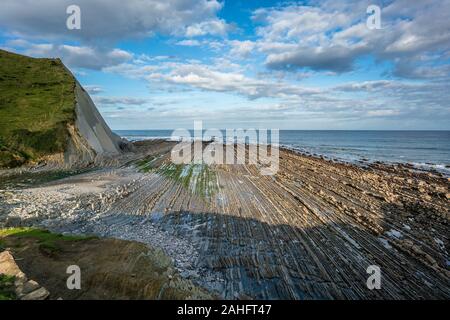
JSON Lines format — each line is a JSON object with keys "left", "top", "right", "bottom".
{"left": 0, "top": 274, "right": 16, "bottom": 300}
{"left": 155, "top": 163, "right": 218, "bottom": 198}
{"left": 0, "top": 227, "right": 97, "bottom": 253}
{"left": 0, "top": 50, "right": 76, "bottom": 168}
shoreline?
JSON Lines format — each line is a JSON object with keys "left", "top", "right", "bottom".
{"left": 117, "top": 130, "right": 450, "bottom": 177}
{"left": 1, "top": 138, "right": 448, "bottom": 180}
{"left": 281, "top": 144, "right": 450, "bottom": 178}
{"left": 128, "top": 136, "right": 450, "bottom": 177}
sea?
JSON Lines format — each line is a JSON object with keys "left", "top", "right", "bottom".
{"left": 115, "top": 130, "right": 450, "bottom": 176}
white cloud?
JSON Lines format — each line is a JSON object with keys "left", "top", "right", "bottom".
{"left": 103, "top": 56, "right": 450, "bottom": 127}
{"left": 176, "top": 39, "right": 201, "bottom": 46}
{"left": 249, "top": 0, "right": 450, "bottom": 76}
{"left": 253, "top": 5, "right": 353, "bottom": 43}
{"left": 367, "top": 110, "right": 400, "bottom": 117}
{"left": 84, "top": 85, "right": 104, "bottom": 95}
{"left": 0, "top": 0, "right": 227, "bottom": 42}
{"left": 145, "top": 62, "right": 322, "bottom": 99}
{"left": 20, "top": 43, "right": 133, "bottom": 69}
{"left": 94, "top": 96, "right": 150, "bottom": 106}
{"left": 185, "top": 19, "right": 232, "bottom": 37}
{"left": 229, "top": 40, "right": 256, "bottom": 58}
{"left": 4, "top": 39, "right": 133, "bottom": 69}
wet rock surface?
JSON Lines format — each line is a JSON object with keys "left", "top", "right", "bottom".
{"left": 0, "top": 141, "right": 449, "bottom": 299}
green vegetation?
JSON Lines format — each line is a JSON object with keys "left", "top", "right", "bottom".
{"left": 0, "top": 227, "right": 96, "bottom": 253}
{"left": 136, "top": 155, "right": 158, "bottom": 172}
{"left": 0, "top": 274, "right": 16, "bottom": 300}
{"left": 0, "top": 50, "right": 76, "bottom": 168}
{"left": 137, "top": 157, "right": 218, "bottom": 198}
{"left": 156, "top": 162, "right": 218, "bottom": 198}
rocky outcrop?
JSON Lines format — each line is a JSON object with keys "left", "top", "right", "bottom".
{"left": 61, "top": 70, "right": 132, "bottom": 167}
{"left": 0, "top": 49, "right": 132, "bottom": 170}
{"left": 0, "top": 251, "right": 50, "bottom": 300}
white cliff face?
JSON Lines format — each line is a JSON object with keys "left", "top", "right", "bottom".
{"left": 63, "top": 82, "right": 126, "bottom": 167}
{"left": 74, "top": 82, "right": 122, "bottom": 154}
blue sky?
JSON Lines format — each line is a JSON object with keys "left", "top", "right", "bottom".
{"left": 1, "top": 0, "right": 449, "bottom": 130}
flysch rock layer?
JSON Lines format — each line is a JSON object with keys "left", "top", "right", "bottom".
{"left": 73, "top": 82, "right": 123, "bottom": 155}
{"left": 59, "top": 64, "right": 129, "bottom": 168}
{"left": 1, "top": 141, "right": 448, "bottom": 300}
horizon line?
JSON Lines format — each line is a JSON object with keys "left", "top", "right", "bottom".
{"left": 112, "top": 129, "right": 450, "bottom": 132}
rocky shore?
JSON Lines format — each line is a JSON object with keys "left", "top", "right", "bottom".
{"left": 0, "top": 140, "right": 449, "bottom": 299}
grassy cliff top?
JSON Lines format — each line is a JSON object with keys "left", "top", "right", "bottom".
{"left": 0, "top": 50, "right": 76, "bottom": 168}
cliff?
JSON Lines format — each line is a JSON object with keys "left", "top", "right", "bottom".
{"left": 0, "top": 49, "right": 127, "bottom": 168}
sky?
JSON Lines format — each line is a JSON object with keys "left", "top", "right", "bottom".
{"left": 0, "top": 0, "right": 449, "bottom": 130}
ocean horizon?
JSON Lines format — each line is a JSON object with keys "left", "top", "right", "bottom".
{"left": 115, "top": 130, "right": 450, "bottom": 176}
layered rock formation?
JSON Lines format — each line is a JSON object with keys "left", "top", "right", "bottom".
{"left": 1, "top": 141, "right": 448, "bottom": 299}
{"left": 63, "top": 81, "right": 127, "bottom": 167}
{"left": 0, "top": 49, "right": 129, "bottom": 169}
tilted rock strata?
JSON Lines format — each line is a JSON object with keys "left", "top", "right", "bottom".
{"left": 0, "top": 142, "right": 448, "bottom": 299}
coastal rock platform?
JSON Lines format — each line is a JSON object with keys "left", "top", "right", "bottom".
{"left": 0, "top": 140, "right": 448, "bottom": 299}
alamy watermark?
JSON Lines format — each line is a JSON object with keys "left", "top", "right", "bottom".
{"left": 66, "top": 4, "right": 381, "bottom": 31}
{"left": 170, "top": 121, "right": 279, "bottom": 175}
{"left": 366, "top": 265, "right": 381, "bottom": 290}
{"left": 367, "top": 5, "right": 382, "bottom": 30}
{"left": 66, "top": 265, "right": 81, "bottom": 290}
{"left": 66, "top": 5, "right": 81, "bottom": 30}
